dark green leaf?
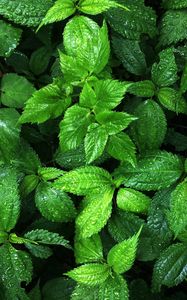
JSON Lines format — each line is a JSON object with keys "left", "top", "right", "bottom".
{"left": 0, "top": 20, "right": 22, "bottom": 57}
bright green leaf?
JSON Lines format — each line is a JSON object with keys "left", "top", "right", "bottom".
{"left": 78, "top": 0, "right": 126, "bottom": 15}
{"left": 127, "top": 80, "right": 155, "bottom": 97}
{"left": 158, "top": 87, "right": 187, "bottom": 114}
{"left": 80, "top": 82, "right": 97, "bottom": 109}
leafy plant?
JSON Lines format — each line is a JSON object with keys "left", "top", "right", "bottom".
{"left": 0, "top": 0, "right": 187, "bottom": 299}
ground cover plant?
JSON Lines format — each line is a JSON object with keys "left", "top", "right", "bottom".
{"left": 0, "top": 0, "right": 187, "bottom": 299}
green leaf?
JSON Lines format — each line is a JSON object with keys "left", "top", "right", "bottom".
{"left": 0, "top": 166, "right": 20, "bottom": 232}
{"left": 151, "top": 48, "right": 178, "bottom": 87}
{"left": 54, "top": 166, "right": 112, "bottom": 196}
{"left": 96, "top": 111, "right": 136, "bottom": 135}
{"left": 114, "top": 151, "right": 183, "bottom": 191}
{"left": 160, "top": 10, "right": 187, "bottom": 45}
{"left": 63, "top": 16, "right": 110, "bottom": 74}
{"left": 106, "top": 0, "right": 157, "bottom": 40}
{"left": 1, "top": 73, "right": 35, "bottom": 108}
{"left": 180, "top": 64, "right": 187, "bottom": 94}
{"left": 129, "top": 100, "right": 167, "bottom": 152}
{"left": 24, "top": 229, "right": 70, "bottom": 248}
{"left": 76, "top": 189, "right": 114, "bottom": 239}
{"left": 75, "top": 234, "right": 103, "bottom": 264}
{"left": 127, "top": 81, "right": 155, "bottom": 97}
{"left": 71, "top": 284, "right": 99, "bottom": 300}
{"left": 158, "top": 88, "right": 187, "bottom": 114}
{"left": 167, "top": 181, "right": 187, "bottom": 237}
{"left": 0, "top": 0, "right": 54, "bottom": 27}
{"left": 20, "top": 174, "right": 39, "bottom": 197}
{"left": 0, "top": 244, "right": 32, "bottom": 299}
{"left": 29, "top": 46, "right": 52, "bottom": 76}
{"left": 78, "top": 0, "right": 124, "bottom": 15}
{"left": 35, "top": 182, "right": 76, "bottom": 223}
{"left": 0, "top": 108, "right": 21, "bottom": 162}
{"left": 42, "top": 278, "right": 76, "bottom": 300}
{"left": 84, "top": 123, "right": 108, "bottom": 164}
{"left": 66, "top": 263, "right": 110, "bottom": 285}
{"left": 0, "top": 20, "right": 22, "bottom": 57}
{"left": 98, "top": 273, "right": 129, "bottom": 300}
{"left": 117, "top": 188, "right": 151, "bottom": 214}
{"left": 108, "top": 210, "right": 145, "bottom": 243}
{"left": 38, "top": 167, "right": 65, "bottom": 181}
{"left": 39, "top": 0, "right": 76, "bottom": 27}
{"left": 80, "top": 82, "right": 97, "bottom": 109}
{"left": 19, "top": 82, "right": 71, "bottom": 124}
{"left": 59, "top": 105, "right": 93, "bottom": 151}
{"left": 59, "top": 52, "right": 89, "bottom": 84}
{"left": 28, "top": 281, "right": 41, "bottom": 300}
{"left": 163, "top": 0, "right": 187, "bottom": 9}
{"left": 25, "top": 243, "right": 52, "bottom": 259}
{"left": 107, "top": 228, "right": 141, "bottom": 274}
{"left": 152, "top": 243, "right": 187, "bottom": 291}
{"left": 106, "top": 132, "right": 136, "bottom": 166}
{"left": 93, "top": 79, "right": 130, "bottom": 111}
{"left": 112, "top": 36, "right": 147, "bottom": 76}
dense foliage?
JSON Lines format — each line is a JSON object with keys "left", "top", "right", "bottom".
{"left": 0, "top": 0, "right": 187, "bottom": 299}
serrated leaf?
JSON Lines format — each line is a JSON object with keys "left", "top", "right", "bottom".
{"left": 78, "top": 0, "right": 124, "bottom": 15}
{"left": 59, "top": 105, "right": 93, "bottom": 151}
{"left": 117, "top": 188, "right": 151, "bottom": 214}
{"left": 152, "top": 243, "right": 187, "bottom": 291}
{"left": 167, "top": 181, "right": 187, "bottom": 237}
{"left": 25, "top": 243, "right": 52, "bottom": 259}
{"left": 20, "top": 174, "right": 39, "bottom": 197}
{"left": 98, "top": 273, "right": 129, "bottom": 300}
{"left": 35, "top": 182, "right": 76, "bottom": 223}
{"left": 80, "top": 82, "right": 97, "bottom": 109}
{"left": 66, "top": 263, "right": 110, "bottom": 286}
{"left": 19, "top": 82, "right": 71, "bottom": 124}
{"left": 75, "top": 234, "right": 103, "bottom": 264}
{"left": 24, "top": 229, "right": 70, "bottom": 249}
{"left": 127, "top": 81, "right": 155, "bottom": 97}
{"left": 63, "top": 16, "right": 110, "bottom": 74}
{"left": 96, "top": 111, "right": 136, "bottom": 135}
{"left": 114, "top": 151, "right": 183, "bottom": 191}
{"left": 0, "top": 0, "right": 54, "bottom": 27}
{"left": 160, "top": 10, "right": 187, "bottom": 45}
{"left": 1, "top": 73, "right": 35, "bottom": 108}
{"left": 76, "top": 189, "right": 114, "bottom": 239}
{"left": 0, "top": 166, "right": 20, "bottom": 232}
{"left": 151, "top": 48, "right": 178, "bottom": 87}
{"left": 0, "top": 20, "right": 22, "bottom": 57}
{"left": 107, "top": 228, "right": 141, "bottom": 274}
{"left": 40, "top": 0, "right": 76, "bottom": 27}
{"left": 158, "top": 87, "right": 187, "bottom": 114}
{"left": 106, "top": 0, "right": 157, "bottom": 40}
{"left": 112, "top": 36, "right": 147, "bottom": 76}
{"left": 71, "top": 284, "right": 99, "bottom": 299}
{"left": 38, "top": 167, "right": 65, "bottom": 181}
{"left": 0, "top": 244, "right": 32, "bottom": 299}
{"left": 129, "top": 100, "right": 167, "bottom": 152}
{"left": 84, "top": 123, "right": 108, "bottom": 164}
{"left": 163, "top": 0, "right": 187, "bottom": 9}
{"left": 93, "top": 79, "right": 129, "bottom": 111}
{"left": 54, "top": 166, "right": 112, "bottom": 195}
{"left": 106, "top": 132, "right": 136, "bottom": 166}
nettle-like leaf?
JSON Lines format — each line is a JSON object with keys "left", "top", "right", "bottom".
{"left": 76, "top": 189, "right": 114, "bottom": 239}
{"left": 63, "top": 16, "right": 110, "bottom": 74}
{"left": 19, "top": 82, "right": 71, "bottom": 124}
{"left": 59, "top": 105, "right": 93, "bottom": 151}
{"left": 0, "top": 0, "right": 54, "bottom": 27}
{"left": 127, "top": 81, "right": 156, "bottom": 98}
{"left": 106, "top": 0, "right": 157, "bottom": 40}
{"left": 158, "top": 88, "right": 187, "bottom": 114}
{"left": 35, "top": 182, "right": 76, "bottom": 223}
{"left": 1, "top": 73, "right": 36, "bottom": 108}
{"left": 106, "top": 132, "right": 136, "bottom": 166}
{"left": 77, "top": 0, "right": 127, "bottom": 15}
{"left": 84, "top": 123, "right": 108, "bottom": 164}
{"left": 29, "top": 46, "right": 52, "bottom": 76}
{"left": 152, "top": 243, "right": 187, "bottom": 291}
{"left": 114, "top": 151, "right": 183, "bottom": 191}
{"left": 66, "top": 263, "right": 110, "bottom": 286}
{"left": 180, "top": 64, "right": 187, "bottom": 94}
{"left": 107, "top": 228, "right": 141, "bottom": 274}
{"left": 75, "top": 234, "right": 103, "bottom": 264}
{"left": 54, "top": 166, "right": 113, "bottom": 195}
{"left": 117, "top": 188, "right": 151, "bottom": 214}
{"left": 98, "top": 273, "right": 129, "bottom": 300}
{"left": 112, "top": 36, "right": 147, "bottom": 76}
{"left": 163, "top": 0, "right": 187, "bottom": 9}
{"left": 160, "top": 10, "right": 187, "bottom": 45}
{"left": 0, "top": 166, "right": 20, "bottom": 232}
{"left": 0, "top": 20, "right": 22, "bottom": 58}
{"left": 20, "top": 174, "right": 39, "bottom": 197}
{"left": 151, "top": 48, "right": 178, "bottom": 87}
{"left": 167, "top": 180, "right": 187, "bottom": 237}
{"left": 0, "top": 244, "right": 33, "bottom": 299}
{"left": 129, "top": 100, "right": 167, "bottom": 152}
{"left": 38, "top": 167, "right": 65, "bottom": 181}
